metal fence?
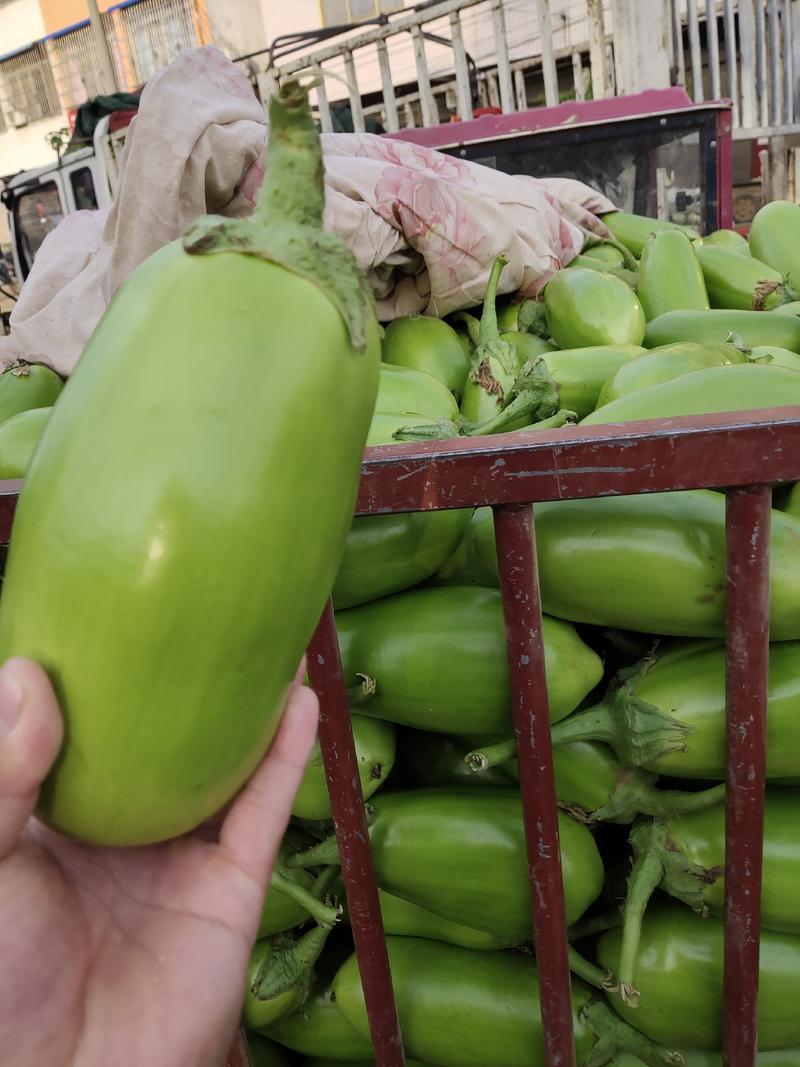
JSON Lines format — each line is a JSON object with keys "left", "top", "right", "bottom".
{"left": 0, "top": 43, "right": 60, "bottom": 129}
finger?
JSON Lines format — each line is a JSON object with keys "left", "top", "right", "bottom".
{"left": 219, "top": 682, "right": 318, "bottom": 887}
{"left": 0, "top": 658, "right": 63, "bottom": 860}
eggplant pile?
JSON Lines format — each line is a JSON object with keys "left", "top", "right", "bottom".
{"left": 2, "top": 88, "right": 800, "bottom": 1064}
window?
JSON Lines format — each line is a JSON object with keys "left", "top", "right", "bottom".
{"left": 15, "top": 182, "right": 64, "bottom": 272}
{"left": 50, "top": 25, "right": 108, "bottom": 111}
{"left": 320, "top": 0, "right": 404, "bottom": 26}
{"left": 70, "top": 167, "right": 98, "bottom": 211}
{"left": 0, "top": 45, "right": 59, "bottom": 125}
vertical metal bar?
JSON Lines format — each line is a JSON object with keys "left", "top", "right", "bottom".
{"left": 784, "top": 0, "right": 795, "bottom": 122}
{"left": 755, "top": 0, "right": 770, "bottom": 126}
{"left": 376, "top": 39, "right": 399, "bottom": 133}
{"left": 671, "top": 0, "right": 687, "bottom": 87}
{"left": 722, "top": 486, "right": 772, "bottom": 1067}
{"left": 793, "top": 0, "right": 800, "bottom": 124}
{"left": 487, "top": 71, "right": 501, "bottom": 109}
{"left": 514, "top": 66, "right": 527, "bottom": 110}
{"left": 723, "top": 0, "right": 740, "bottom": 126}
{"left": 493, "top": 504, "right": 576, "bottom": 1067}
{"left": 410, "top": 24, "right": 437, "bottom": 127}
{"left": 449, "top": 10, "right": 474, "bottom": 121}
{"left": 571, "top": 51, "right": 585, "bottom": 101}
{"left": 587, "top": 0, "right": 611, "bottom": 98}
{"left": 705, "top": 0, "right": 721, "bottom": 99}
{"left": 342, "top": 50, "right": 366, "bottom": 133}
{"left": 739, "top": 0, "right": 758, "bottom": 129}
{"left": 535, "top": 0, "right": 560, "bottom": 106}
{"left": 313, "top": 64, "right": 334, "bottom": 135}
{"left": 769, "top": 0, "right": 783, "bottom": 125}
{"left": 492, "top": 0, "right": 515, "bottom": 112}
{"left": 717, "top": 109, "right": 734, "bottom": 229}
{"left": 308, "top": 603, "right": 406, "bottom": 1067}
{"left": 687, "top": 0, "right": 704, "bottom": 100}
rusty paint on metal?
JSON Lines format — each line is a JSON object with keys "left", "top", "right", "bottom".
{"left": 493, "top": 503, "right": 576, "bottom": 1067}
{"left": 723, "top": 486, "right": 772, "bottom": 1066}
{"left": 307, "top": 602, "right": 406, "bottom": 1067}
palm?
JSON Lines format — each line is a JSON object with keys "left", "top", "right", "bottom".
{"left": 0, "top": 658, "right": 318, "bottom": 1067}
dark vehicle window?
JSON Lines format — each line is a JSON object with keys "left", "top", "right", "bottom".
{"left": 15, "top": 181, "right": 64, "bottom": 271}
{"left": 70, "top": 167, "right": 98, "bottom": 211}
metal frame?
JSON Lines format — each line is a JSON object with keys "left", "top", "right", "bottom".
{"left": 2, "top": 406, "right": 797, "bottom": 1065}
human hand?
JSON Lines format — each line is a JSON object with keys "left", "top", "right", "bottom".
{"left": 0, "top": 656, "right": 319, "bottom": 1067}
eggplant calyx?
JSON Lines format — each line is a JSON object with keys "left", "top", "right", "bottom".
{"left": 392, "top": 417, "right": 462, "bottom": 442}
{"left": 582, "top": 999, "right": 685, "bottom": 1066}
{"left": 593, "top": 774, "right": 725, "bottom": 826}
{"left": 251, "top": 923, "right": 330, "bottom": 1002}
{"left": 660, "top": 839, "right": 717, "bottom": 915}
{"left": 516, "top": 298, "right": 550, "bottom": 340}
{"left": 182, "top": 80, "right": 375, "bottom": 353}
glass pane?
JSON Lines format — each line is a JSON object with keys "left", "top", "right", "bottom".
{"left": 16, "top": 182, "right": 64, "bottom": 266}
{"left": 70, "top": 167, "right": 98, "bottom": 211}
{"left": 321, "top": 0, "right": 348, "bottom": 25}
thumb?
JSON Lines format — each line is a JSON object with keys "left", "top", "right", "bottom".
{"left": 0, "top": 658, "right": 63, "bottom": 861}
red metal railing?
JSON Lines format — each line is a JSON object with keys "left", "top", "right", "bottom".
{"left": 2, "top": 406, "right": 798, "bottom": 1067}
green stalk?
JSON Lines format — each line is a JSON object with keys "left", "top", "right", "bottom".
{"left": 592, "top": 778, "right": 726, "bottom": 825}
{"left": 582, "top": 1000, "right": 684, "bottom": 1066}
{"left": 568, "top": 945, "right": 615, "bottom": 991}
{"left": 451, "top": 311, "right": 481, "bottom": 347}
{"left": 616, "top": 820, "right": 669, "bottom": 1007}
{"left": 251, "top": 923, "right": 330, "bottom": 1001}
{"left": 346, "top": 673, "right": 377, "bottom": 707}
{"left": 465, "top": 737, "right": 517, "bottom": 772}
{"left": 270, "top": 865, "right": 342, "bottom": 927}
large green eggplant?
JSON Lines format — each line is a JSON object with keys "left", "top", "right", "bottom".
{"left": 751, "top": 345, "right": 800, "bottom": 372}
{"left": 0, "top": 84, "right": 381, "bottom": 846}
{"left": 595, "top": 341, "right": 747, "bottom": 406}
{"left": 554, "top": 639, "right": 800, "bottom": 779}
{"left": 619, "top": 1053, "right": 800, "bottom": 1067}
{"left": 335, "top": 586, "right": 604, "bottom": 734}
{"left": 645, "top": 308, "right": 800, "bottom": 350}
{"left": 333, "top": 938, "right": 675, "bottom": 1067}
{"left": 444, "top": 492, "right": 800, "bottom": 639}
{"left": 264, "top": 978, "right": 374, "bottom": 1061}
{"left": 289, "top": 788, "right": 603, "bottom": 939}
{"left": 293, "top": 714, "right": 395, "bottom": 820}
{"left": 636, "top": 230, "right": 709, "bottom": 320}
{"left": 0, "top": 358, "right": 63, "bottom": 422}
{"left": 583, "top": 362, "right": 800, "bottom": 426}
{"left": 374, "top": 362, "right": 459, "bottom": 421}
{"left": 598, "top": 903, "right": 800, "bottom": 1051}
{"left": 544, "top": 268, "right": 646, "bottom": 349}
{"left": 702, "top": 228, "right": 751, "bottom": 254}
{"left": 600, "top": 211, "right": 696, "bottom": 256}
{"left": 381, "top": 315, "right": 470, "bottom": 397}
{"left": 695, "top": 242, "right": 796, "bottom": 310}
{"left": 581, "top": 242, "right": 628, "bottom": 268}
{"left": 774, "top": 300, "right": 800, "bottom": 317}
{"left": 541, "top": 344, "right": 645, "bottom": 418}
{"left": 377, "top": 887, "right": 513, "bottom": 950}
{"left": 749, "top": 200, "right": 800, "bottom": 285}
{"left": 0, "top": 405, "right": 51, "bottom": 479}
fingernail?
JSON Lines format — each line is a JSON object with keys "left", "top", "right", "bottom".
{"left": 0, "top": 664, "right": 23, "bottom": 740}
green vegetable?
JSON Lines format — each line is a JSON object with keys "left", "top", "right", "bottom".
{"left": 377, "top": 887, "right": 514, "bottom": 950}
{"left": 244, "top": 926, "right": 331, "bottom": 1031}
{"left": 544, "top": 268, "right": 646, "bottom": 349}
{"left": 554, "top": 640, "right": 800, "bottom": 778}
{"left": 645, "top": 309, "right": 800, "bottom": 350}
{"left": 581, "top": 243, "right": 627, "bottom": 268}
{"left": 595, "top": 341, "right": 747, "bottom": 407}
{"left": 0, "top": 359, "right": 62, "bottom": 423}
{"left": 0, "top": 405, "right": 51, "bottom": 479}
{"left": 702, "top": 228, "right": 751, "bottom": 254}
{"left": 695, "top": 242, "right": 796, "bottom": 310}
{"left": 248, "top": 1034, "right": 292, "bottom": 1067}
{"left": 335, "top": 585, "right": 603, "bottom": 734}
{"left": 259, "top": 827, "right": 319, "bottom": 938}
{"left": 445, "top": 491, "right": 800, "bottom": 638}
{"left": 0, "top": 82, "right": 381, "bottom": 846}
{"left": 583, "top": 362, "right": 800, "bottom": 426}
{"left": 617, "top": 1053, "right": 800, "bottom": 1067}
{"left": 293, "top": 714, "right": 395, "bottom": 820}
{"left": 773, "top": 300, "right": 800, "bottom": 317}
{"left": 374, "top": 362, "right": 459, "bottom": 422}
{"left": 401, "top": 729, "right": 516, "bottom": 789}
{"left": 599, "top": 902, "right": 800, "bottom": 1050}
{"left": 601, "top": 211, "right": 696, "bottom": 256}
{"left": 636, "top": 231, "right": 709, "bottom": 320}
{"left": 568, "top": 253, "right": 617, "bottom": 273}
{"left": 381, "top": 315, "right": 470, "bottom": 397}
{"left": 540, "top": 344, "right": 645, "bottom": 418}
{"left": 264, "top": 977, "right": 374, "bottom": 1060}
{"left": 750, "top": 345, "right": 800, "bottom": 372}
{"left": 749, "top": 200, "right": 800, "bottom": 286}
{"left": 304, "top": 1060, "right": 434, "bottom": 1067}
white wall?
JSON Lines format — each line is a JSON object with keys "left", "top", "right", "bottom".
{"left": 0, "top": 0, "right": 46, "bottom": 55}
{"left": 205, "top": 0, "right": 268, "bottom": 58}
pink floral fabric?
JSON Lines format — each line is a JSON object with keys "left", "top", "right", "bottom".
{"left": 1, "top": 46, "right": 615, "bottom": 376}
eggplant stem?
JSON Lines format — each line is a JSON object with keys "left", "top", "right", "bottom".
{"left": 465, "top": 737, "right": 517, "bottom": 771}
{"left": 616, "top": 819, "right": 670, "bottom": 1003}
{"left": 582, "top": 999, "right": 685, "bottom": 1066}
{"left": 346, "top": 674, "right": 377, "bottom": 707}
{"left": 568, "top": 945, "right": 613, "bottom": 990}
{"left": 270, "top": 865, "right": 342, "bottom": 927}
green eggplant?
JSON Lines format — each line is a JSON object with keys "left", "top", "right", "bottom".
{"left": 618, "top": 1053, "right": 800, "bottom": 1067}
{"left": 568, "top": 253, "right": 616, "bottom": 273}
{"left": 374, "top": 362, "right": 459, "bottom": 421}
{"left": 595, "top": 341, "right": 748, "bottom": 406}
{"left": 248, "top": 1034, "right": 292, "bottom": 1067}
{"left": 333, "top": 938, "right": 675, "bottom": 1067}
{"left": 401, "top": 728, "right": 515, "bottom": 788}
{"left": 451, "top": 491, "right": 800, "bottom": 639}
{"left": 581, "top": 243, "right": 627, "bottom": 268}
{"left": 749, "top": 200, "right": 800, "bottom": 286}
{"left": 260, "top": 827, "right": 319, "bottom": 938}
{"left": 600, "top": 210, "right": 696, "bottom": 256}
{"left": 377, "top": 887, "right": 514, "bottom": 950}
{"left": 751, "top": 344, "right": 800, "bottom": 372}
{"left": 244, "top": 925, "right": 331, "bottom": 1031}
{"left": 496, "top": 302, "right": 521, "bottom": 331}
{"left": 582, "top": 362, "right": 800, "bottom": 426}
{"left": 0, "top": 358, "right": 62, "bottom": 423}
{"left": 335, "top": 585, "right": 604, "bottom": 734}
{"left": 773, "top": 300, "right": 800, "bottom": 317}
{"left": 645, "top": 308, "right": 800, "bottom": 350}
{"left": 293, "top": 714, "right": 396, "bottom": 820}
{"left": 381, "top": 315, "right": 470, "bottom": 397}
{"left": 553, "top": 639, "right": 800, "bottom": 779}
{"left": 599, "top": 902, "right": 800, "bottom": 1051}
{"left": 614, "top": 793, "right": 800, "bottom": 1005}
{"left": 696, "top": 242, "right": 796, "bottom": 310}
{"left": 0, "top": 405, "right": 52, "bottom": 479}
{"left": 0, "top": 84, "right": 381, "bottom": 846}
{"left": 636, "top": 231, "right": 709, "bottom": 320}
{"left": 264, "top": 978, "right": 374, "bottom": 1061}
{"left": 289, "top": 788, "right": 603, "bottom": 939}
{"left": 702, "top": 228, "right": 751, "bottom": 254}
{"left": 544, "top": 268, "right": 646, "bottom": 349}
{"left": 499, "top": 331, "right": 556, "bottom": 360}
{"left": 541, "top": 344, "right": 645, "bottom": 418}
